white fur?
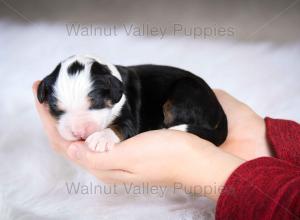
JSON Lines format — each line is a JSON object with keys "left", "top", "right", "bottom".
{"left": 83, "top": 55, "right": 122, "bottom": 81}
{"left": 55, "top": 56, "right": 93, "bottom": 111}
{"left": 85, "top": 128, "right": 120, "bottom": 152}
{"left": 169, "top": 124, "right": 188, "bottom": 132}
{"left": 53, "top": 55, "right": 126, "bottom": 141}
{"left": 0, "top": 22, "right": 299, "bottom": 220}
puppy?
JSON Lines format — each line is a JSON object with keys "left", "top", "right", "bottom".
{"left": 37, "top": 55, "right": 227, "bottom": 152}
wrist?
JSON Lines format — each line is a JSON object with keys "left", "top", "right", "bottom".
{"left": 240, "top": 115, "right": 272, "bottom": 159}
{"left": 221, "top": 115, "right": 273, "bottom": 161}
{"left": 178, "top": 142, "right": 244, "bottom": 201}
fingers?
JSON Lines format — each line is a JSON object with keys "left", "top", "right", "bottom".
{"left": 32, "top": 81, "right": 40, "bottom": 93}
{"left": 32, "top": 81, "right": 70, "bottom": 153}
{"left": 67, "top": 142, "right": 133, "bottom": 171}
{"left": 33, "top": 81, "right": 139, "bottom": 183}
{"left": 93, "top": 170, "right": 137, "bottom": 184}
{"left": 67, "top": 142, "right": 136, "bottom": 183}
{"left": 214, "top": 89, "right": 240, "bottom": 110}
{"left": 214, "top": 89, "right": 252, "bottom": 114}
{"left": 32, "top": 81, "right": 57, "bottom": 130}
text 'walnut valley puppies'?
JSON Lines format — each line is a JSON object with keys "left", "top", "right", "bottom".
{"left": 37, "top": 55, "right": 228, "bottom": 152}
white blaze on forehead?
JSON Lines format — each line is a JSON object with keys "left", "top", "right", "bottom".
{"left": 53, "top": 54, "right": 124, "bottom": 112}
{"left": 83, "top": 54, "right": 122, "bottom": 81}
{"left": 54, "top": 59, "right": 93, "bottom": 111}
{"left": 53, "top": 55, "right": 127, "bottom": 141}
{"left": 69, "top": 54, "right": 122, "bottom": 81}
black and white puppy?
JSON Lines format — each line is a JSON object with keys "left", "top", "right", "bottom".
{"left": 37, "top": 55, "right": 227, "bottom": 152}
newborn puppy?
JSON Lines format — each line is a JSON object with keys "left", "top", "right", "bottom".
{"left": 37, "top": 55, "right": 227, "bottom": 152}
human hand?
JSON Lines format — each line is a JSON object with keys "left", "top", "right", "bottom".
{"left": 32, "top": 81, "right": 267, "bottom": 200}
{"left": 67, "top": 129, "right": 244, "bottom": 201}
{"left": 33, "top": 80, "right": 270, "bottom": 160}
{"left": 33, "top": 81, "right": 73, "bottom": 157}
{"left": 214, "top": 90, "right": 272, "bottom": 160}
{"left": 33, "top": 81, "right": 244, "bottom": 200}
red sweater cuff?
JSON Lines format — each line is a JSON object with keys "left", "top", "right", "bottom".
{"left": 265, "top": 117, "right": 300, "bottom": 166}
{"left": 216, "top": 157, "right": 300, "bottom": 220}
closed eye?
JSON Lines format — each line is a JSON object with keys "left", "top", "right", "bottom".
{"left": 49, "top": 103, "right": 65, "bottom": 118}
{"left": 51, "top": 109, "right": 65, "bottom": 118}
{"left": 89, "top": 97, "right": 105, "bottom": 110}
{"left": 88, "top": 90, "right": 106, "bottom": 109}
{"left": 47, "top": 95, "right": 65, "bottom": 118}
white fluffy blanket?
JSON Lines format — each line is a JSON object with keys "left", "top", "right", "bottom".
{"left": 0, "top": 22, "right": 299, "bottom": 220}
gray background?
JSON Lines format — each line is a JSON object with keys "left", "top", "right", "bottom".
{"left": 1, "top": 0, "right": 300, "bottom": 43}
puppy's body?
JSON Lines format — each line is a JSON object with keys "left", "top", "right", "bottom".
{"left": 38, "top": 55, "right": 227, "bottom": 151}
{"left": 116, "top": 65, "right": 227, "bottom": 143}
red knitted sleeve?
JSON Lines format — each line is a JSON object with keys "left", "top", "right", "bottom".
{"left": 265, "top": 117, "right": 300, "bottom": 166}
{"left": 216, "top": 157, "right": 300, "bottom": 219}
{"left": 216, "top": 118, "right": 300, "bottom": 220}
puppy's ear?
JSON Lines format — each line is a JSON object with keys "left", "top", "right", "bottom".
{"left": 37, "top": 63, "right": 61, "bottom": 103}
{"left": 108, "top": 75, "right": 123, "bottom": 104}
{"left": 90, "top": 61, "right": 124, "bottom": 103}
{"left": 37, "top": 80, "right": 48, "bottom": 103}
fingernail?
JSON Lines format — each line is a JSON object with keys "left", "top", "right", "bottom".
{"left": 68, "top": 144, "right": 82, "bottom": 160}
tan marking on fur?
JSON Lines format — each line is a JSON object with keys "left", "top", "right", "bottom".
{"left": 213, "top": 120, "right": 221, "bottom": 129}
{"left": 108, "top": 124, "right": 124, "bottom": 141}
{"left": 105, "top": 99, "right": 113, "bottom": 108}
{"left": 163, "top": 100, "right": 174, "bottom": 126}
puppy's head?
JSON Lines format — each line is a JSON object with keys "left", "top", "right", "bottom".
{"left": 37, "top": 55, "right": 125, "bottom": 141}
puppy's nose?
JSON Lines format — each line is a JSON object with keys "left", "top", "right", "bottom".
{"left": 72, "top": 130, "right": 87, "bottom": 140}
{"left": 71, "top": 123, "right": 98, "bottom": 140}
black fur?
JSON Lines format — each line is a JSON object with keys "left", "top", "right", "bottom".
{"left": 114, "top": 65, "right": 228, "bottom": 145}
{"left": 89, "top": 61, "right": 124, "bottom": 108}
{"left": 67, "top": 61, "right": 84, "bottom": 75}
{"left": 38, "top": 60, "right": 228, "bottom": 146}
{"left": 37, "top": 63, "right": 65, "bottom": 119}
{"left": 37, "top": 63, "right": 61, "bottom": 103}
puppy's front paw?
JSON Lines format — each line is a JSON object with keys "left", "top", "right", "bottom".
{"left": 85, "top": 128, "right": 120, "bottom": 152}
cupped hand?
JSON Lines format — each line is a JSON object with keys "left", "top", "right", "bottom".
{"left": 214, "top": 90, "right": 272, "bottom": 160}
{"left": 32, "top": 81, "right": 270, "bottom": 200}
{"left": 68, "top": 130, "right": 244, "bottom": 200}
{"left": 33, "top": 81, "right": 72, "bottom": 157}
